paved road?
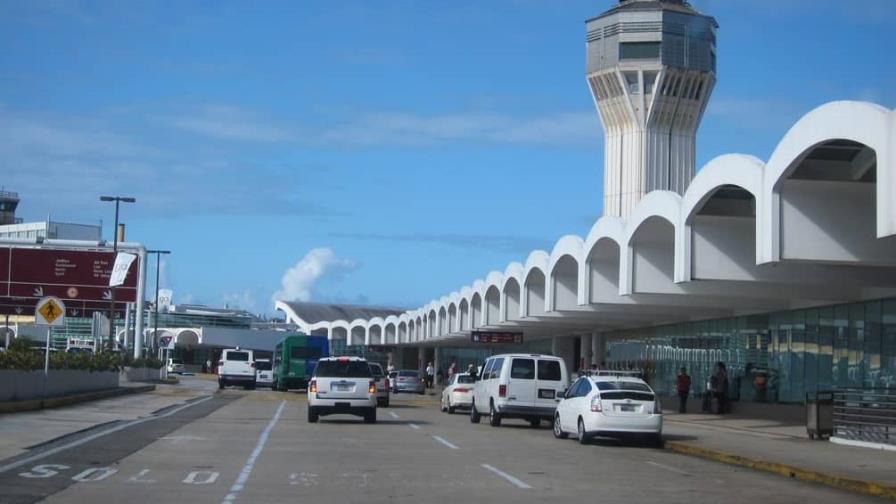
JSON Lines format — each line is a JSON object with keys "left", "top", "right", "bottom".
{"left": 0, "top": 386, "right": 880, "bottom": 504}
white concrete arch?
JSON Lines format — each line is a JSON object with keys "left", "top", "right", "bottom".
{"left": 679, "top": 154, "right": 765, "bottom": 282}
{"left": 583, "top": 217, "right": 627, "bottom": 302}
{"left": 522, "top": 250, "right": 550, "bottom": 317}
{"left": 349, "top": 319, "right": 368, "bottom": 346}
{"left": 483, "top": 271, "right": 504, "bottom": 325}
{"left": 368, "top": 317, "right": 385, "bottom": 346}
{"left": 761, "top": 101, "right": 894, "bottom": 262}
{"left": 427, "top": 308, "right": 437, "bottom": 339}
{"left": 548, "top": 235, "right": 586, "bottom": 309}
{"left": 500, "top": 262, "right": 524, "bottom": 321}
{"left": 622, "top": 191, "right": 683, "bottom": 295}
{"left": 176, "top": 329, "right": 200, "bottom": 347}
{"left": 438, "top": 305, "right": 448, "bottom": 336}
{"left": 458, "top": 288, "right": 471, "bottom": 331}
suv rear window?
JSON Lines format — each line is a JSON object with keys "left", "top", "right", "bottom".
{"left": 510, "top": 358, "right": 535, "bottom": 379}
{"left": 538, "top": 360, "right": 561, "bottom": 381}
{"left": 369, "top": 364, "right": 384, "bottom": 377}
{"left": 315, "top": 360, "right": 372, "bottom": 378}
{"left": 226, "top": 352, "right": 249, "bottom": 361}
{"left": 290, "top": 347, "right": 322, "bottom": 359}
{"left": 256, "top": 361, "right": 272, "bottom": 371}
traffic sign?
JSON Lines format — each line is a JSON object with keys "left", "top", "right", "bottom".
{"left": 35, "top": 296, "right": 66, "bottom": 326}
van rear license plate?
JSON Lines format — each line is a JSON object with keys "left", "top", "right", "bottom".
{"left": 538, "top": 389, "right": 555, "bottom": 399}
{"left": 334, "top": 384, "right": 350, "bottom": 391}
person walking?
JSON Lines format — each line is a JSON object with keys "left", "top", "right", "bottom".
{"left": 447, "top": 358, "right": 457, "bottom": 381}
{"left": 425, "top": 362, "right": 434, "bottom": 388}
{"left": 466, "top": 363, "right": 477, "bottom": 377}
{"left": 676, "top": 367, "right": 691, "bottom": 413}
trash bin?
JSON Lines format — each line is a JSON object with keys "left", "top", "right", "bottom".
{"left": 806, "top": 391, "right": 833, "bottom": 440}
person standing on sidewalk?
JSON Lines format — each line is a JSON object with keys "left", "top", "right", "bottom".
{"left": 676, "top": 367, "right": 691, "bottom": 413}
{"left": 714, "top": 362, "right": 729, "bottom": 414}
{"left": 425, "top": 362, "right": 434, "bottom": 388}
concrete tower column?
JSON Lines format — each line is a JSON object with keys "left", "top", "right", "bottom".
{"left": 417, "top": 346, "right": 426, "bottom": 372}
{"left": 581, "top": 334, "right": 593, "bottom": 369}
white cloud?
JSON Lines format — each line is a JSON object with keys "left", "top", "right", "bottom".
{"left": 165, "top": 104, "right": 293, "bottom": 142}
{"left": 318, "top": 110, "right": 599, "bottom": 147}
{"left": 272, "top": 248, "right": 358, "bottom": 303}
{"left": 222, "top": 288, "right": 260, "bottom": 314}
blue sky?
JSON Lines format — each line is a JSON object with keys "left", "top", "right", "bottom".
{"left": 2, "top": 0, "right": 894, "bottom": 316}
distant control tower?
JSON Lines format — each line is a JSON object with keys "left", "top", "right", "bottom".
{"left": 587, "top": 0, "right": 717, "bottom": 217}
{"left": 0, "top": 190, "right": 19, "bottom": 225}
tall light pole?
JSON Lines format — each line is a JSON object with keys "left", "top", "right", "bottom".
{"left": 147, "top": 249, "right": 171, "bottom": 357}
{"left": 100, "top": 195, "right": 135, "bottom": 352}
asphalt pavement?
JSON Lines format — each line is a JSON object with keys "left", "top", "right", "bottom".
{"left": 0, "top": 379, "right": 883, "bottom": 504}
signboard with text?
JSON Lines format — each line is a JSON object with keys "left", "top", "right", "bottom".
{"left": 0, "top": 246, "right": 138, "bottom": 317}
{"left": 470, "top": 331, "right": 524, "bottom": 344}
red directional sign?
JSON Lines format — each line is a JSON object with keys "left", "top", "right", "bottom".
{"left": 0, "top": 246, "right": 138, "bottom": 316}
{"left": 470, "top": 331, "right": 524, "bottom": 344}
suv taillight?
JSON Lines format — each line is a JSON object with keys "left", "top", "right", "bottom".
{"left": 499, "top": 384, "right": 507, "bottom": 398}
{"left": 369, "top": 381, "right": 376, "bottom": 394}
{"left": 309, "top": 380, "right": 317, "bottom": 394}
{"left": 591, "top": 396, "right": 602, "bottom": 412}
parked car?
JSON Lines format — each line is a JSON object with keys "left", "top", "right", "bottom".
{"left": 255, "top": 358, "right": 274, "bottom": 388}
{"left": 166, "top": 358, "right": 185, "bottom": 374}
{"left": 392, "top": 370, "right": 425, "bottom": 394}
{"left": 369, "top": 362, "right": 390, "bottom": 407}
{"left": 470, "top": 353, "right": 569, "bottom": 427}
{"left": 308, "top": 356, "right": 377, "bottom": 423}
{"left": 440, "top": 373, "right": 475, "bottom": 413}
{"left": 218, "top": 348, "right": 256, "bottom": 390}
{"left": 553, "top": 372, "right": 663, "bottom": 445}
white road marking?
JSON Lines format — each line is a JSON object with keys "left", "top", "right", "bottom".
{"left": 0, "top": 396, "right": 214, "bottom": 475}
{"left": 289, "top": 472, "right": 319, "bottom": 487}
{"left": 18, "top": 464, "right": 69, "bottom": 479}
{"left": 389, "top": 412, "right": 400, "bottom": 419}
{"left": 127, "top": 469, "right": 156, "bottom": 484}
{"left": 645, "top": 460, "right": 692, "bottom": 476}
{"left": 432, "top": 436, "right": 459, "bottom": 450}
{"left": 221, "top": 400, "right": 286, "bottom": 504}
{"left": 71, "top": 467, "right": 118, "bottom": 482}
{"left": 408, "top": 423, "right": 421, "bottom": 430}
{"left": 481, "top": 463, "right": 532, "bottom": 489}
{"left": 184, "top": 470, "right": 219, "bottom": 484}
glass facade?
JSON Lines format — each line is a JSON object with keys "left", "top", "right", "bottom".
{"left": 605, "top": 298, "right": 896, "bottom": 404}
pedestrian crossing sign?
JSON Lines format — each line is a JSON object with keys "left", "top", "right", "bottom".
{"left": 36, "top": 296, "right": 66, "bottom": 326}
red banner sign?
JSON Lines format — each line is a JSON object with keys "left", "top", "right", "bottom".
{"left": 470, "top": 331, "right": 524, "bottom": 344}
{"left": 0, "top": 246, "right": 139, "bottom": 314}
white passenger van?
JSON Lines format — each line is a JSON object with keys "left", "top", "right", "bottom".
{"left": 470, "top": 353, "right": 569, "bottom": 427}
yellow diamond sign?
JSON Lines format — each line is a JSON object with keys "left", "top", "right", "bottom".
{"left": 36, "top": 296, "right": 66, "bottom": 326}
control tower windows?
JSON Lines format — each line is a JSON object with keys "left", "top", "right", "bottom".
{"left": 619, "top": 41, "right": 660, "bottom": 60}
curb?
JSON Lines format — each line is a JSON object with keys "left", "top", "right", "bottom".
{"left": 664, "top": 441, "right": 896, "bottom": 500}
{"left": 0, "top": 385, "right": 156, "bottom": 414}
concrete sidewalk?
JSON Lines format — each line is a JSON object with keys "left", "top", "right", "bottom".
{"left": 663, "top": 411, "right": 896, "bottom": 498}
{"left": 0, "top": 376, "right": 217, "bottom": 462}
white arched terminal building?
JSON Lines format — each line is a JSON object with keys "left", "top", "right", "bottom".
{"left": 277, "top": 0, "right": 896, "bottom": 408}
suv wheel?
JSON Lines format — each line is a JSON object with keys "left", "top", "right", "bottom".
{"left": 553, "top": 414, "right": 568, "bottom": 439}
{"left": 488, "top": 401, "right": 502, "bottom": 427}
{"left": 470, "top": 401, "right": 481, "bottom": 423}
{"left": 307, "top": 407, "right": 319, "bottom": 423}
{"left": 364, "top": 409, "right": 377, "bottom": 424}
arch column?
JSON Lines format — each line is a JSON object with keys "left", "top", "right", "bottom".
{"left": 581, "top": 334, "right": 593, "bottom": 369}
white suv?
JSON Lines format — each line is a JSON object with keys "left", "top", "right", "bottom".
{"left": 471, "top": 353, "right": 569, "bottom": 427}
{"left": 308, "top": 357, "right": 377, "bottom": 423}
{"left": 218, "top": 348, "right": 256, "bottom": 390}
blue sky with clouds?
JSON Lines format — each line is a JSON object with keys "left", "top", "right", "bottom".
{"left": 2, "top": 0, "right": 894, "bottom": 315}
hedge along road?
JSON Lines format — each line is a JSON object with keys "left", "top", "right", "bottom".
{"left": 0, "top": 392, "right": 239, "bottom": 504}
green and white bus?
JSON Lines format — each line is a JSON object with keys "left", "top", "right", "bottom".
{"left": 272, "top": 334, "right": 329, "bottom": 391}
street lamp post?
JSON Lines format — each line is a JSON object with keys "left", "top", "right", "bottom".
{"left": 147, "top": 250, "right": 171, "bottom": 359}
{"left": 100, "top": 195, "right": 135, "bottom": 352}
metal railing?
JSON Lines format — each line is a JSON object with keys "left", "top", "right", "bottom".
{"left": 832, "top": 388, "right": 896, "bottom": 446}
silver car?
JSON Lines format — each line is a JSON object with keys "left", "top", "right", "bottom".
{"left": 392, "top": 370, "right": 425, "bottom": 395}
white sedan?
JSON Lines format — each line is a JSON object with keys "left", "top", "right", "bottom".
{"left": 440, "top": 373, "right": 476, "bottom": 413}
{"left": 553, "top": 373, "right": 662, "bottom": 445}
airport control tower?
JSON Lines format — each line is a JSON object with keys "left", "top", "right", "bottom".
{"left": 587, "top": 0, "right": 717, "bottom": 217}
